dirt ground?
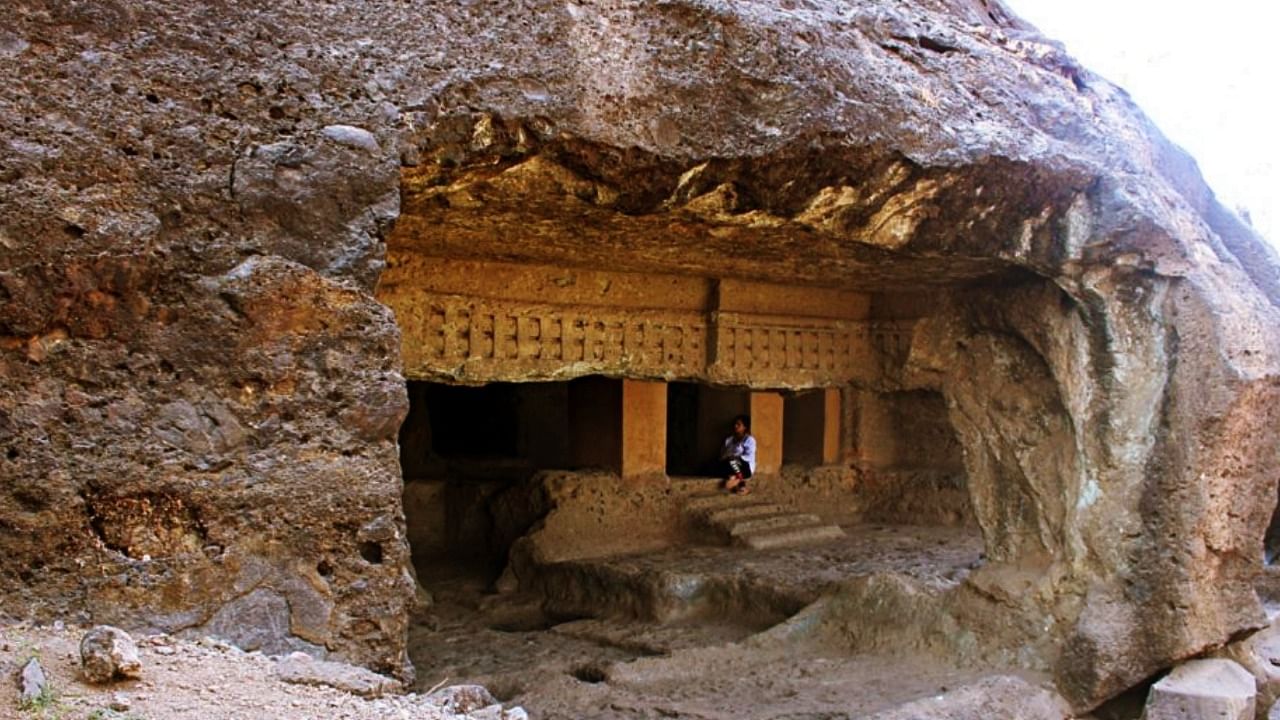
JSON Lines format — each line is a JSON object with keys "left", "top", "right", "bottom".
{"left": 406, "top": 524, "right": 1044, "bottom": 720}
{"left": 3, "top": 524, "right": 1078, "bottom": 720}
{"left": 0, "top": 620, "right": 525, "bottom": 720}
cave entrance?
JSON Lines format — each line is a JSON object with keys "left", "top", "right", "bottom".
{"left": 363, "top": 128, "right": 1119, "bottom": 710}
{"left": 399, "top": 376, "right": 623, "bottom": 585}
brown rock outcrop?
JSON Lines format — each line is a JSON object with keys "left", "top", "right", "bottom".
{"left": 2, "top": 0, "right": 1277, "bottom": 709}
{"left": 0, "top": 1, "right": 412, "bottom": 677}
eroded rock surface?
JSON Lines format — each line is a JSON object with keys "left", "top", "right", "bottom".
{"left": 2, "top": 0, "right": 1278, "bottom": 711}
{"left": 0, "top": 1, "right": 411, "bottom": 678}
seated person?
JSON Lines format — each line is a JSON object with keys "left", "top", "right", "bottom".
{"left": 719, "top": 414, "right": 755, "bottom": 495}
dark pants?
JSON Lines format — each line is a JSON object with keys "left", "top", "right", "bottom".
{"left": 718, "top": 457, "right": 752, "bottom": 480}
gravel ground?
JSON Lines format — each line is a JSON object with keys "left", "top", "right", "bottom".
{"left": 1, "top": 621, "right": 525, "bottom": 720}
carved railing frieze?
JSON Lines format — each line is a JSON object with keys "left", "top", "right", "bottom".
{"left": 708, "top": 311, "right": 872, "bottom": 387}
{"left": 396, "top": 293, "right": 706, "bottom": 381}
{"left": 393, "top": 289, "right": 918, "bottom": 388}
{"left": 869, "top": 319, "right": 918, "bottom": 383}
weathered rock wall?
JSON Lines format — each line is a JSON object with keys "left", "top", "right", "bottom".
{"left": 1, "top": 1, "right": 414, "bottom": 676}
{"left": 900, "top": 273, "right": 1280, "bottom": 704}
{"left": 3, "top": 0, "right": 1279, "bottom": 708}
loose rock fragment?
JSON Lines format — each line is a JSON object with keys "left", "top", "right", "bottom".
{"left": 1215, "top": 619, "right": 1280, "bottom": 718}
{"left": 275, "top": 652, "right": 401, "bottom": 698}
{"left": 426, "top": 684, "right": 499, "bottom": 714}
{"left": 80, "top": 625, "right": 142, "bottom": 683}
{"left": 1145, "top": 658, "right": 1256, "bottom": 720}
{"left": 321, "top": 124, "right": 381, "bottom": 154}
{"left": 471, "top": 704, "right": 527, "bottom": 720}
{"left": 19, "top": 657, "right": 49, "bottom": 707}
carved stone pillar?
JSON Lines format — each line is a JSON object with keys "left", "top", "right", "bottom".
{"left": 750, "top": 391, "right": 784, "bottom": 475}
{"left": 622, "top": 379, "right": 668, "bottom": 480}
{"left": 823, "top": 387, "right": 842, "bottom": 465}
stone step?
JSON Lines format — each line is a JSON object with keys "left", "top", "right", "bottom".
{"left": 682, "top": 493, "right": 771, "bottom": 513}
{"left": 735, "top": 524, "right": 846, "bottom": 550}
{"left": 669, "top": 477, "right": 718, "bottom": 495}
{"left": 703, "top": 503, "right": 787, "bottom": 525}
{"left": 726, "top": 513, "right": 823, "bottom": 537}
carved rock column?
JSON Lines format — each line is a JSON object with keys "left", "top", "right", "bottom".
{"left": 622, "top": 379, "right": 668, "bottom": 480}
{"left": 750, "top": 391, "right": 784, "bottom": 475}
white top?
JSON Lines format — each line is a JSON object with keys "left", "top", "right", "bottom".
{"left": 720, "top": 433, "right": 757, "bottom": 473}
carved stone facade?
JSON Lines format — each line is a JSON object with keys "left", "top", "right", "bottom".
{"left": 378, "top": 255, "right": 891, "bottom": 390}
{"left": 392, "top": 294, "right": 708, "bottom": 382}
{"left": 707, "top": 312, "right": 867, "bottom": 387}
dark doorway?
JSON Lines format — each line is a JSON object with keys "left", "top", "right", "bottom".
{"left": 666, "top": 382, "right": 701, "bottom": 475}
{"left": 422, "top": 383, "right": 520, "bottom": 459}
{"left": 665, "top": 383, "right": 750, "bottom": 476}
{"left": 783, "top": 390, "right": 826, "bottom": 467}
{"left": 400, "top": 377, "right": 624, "bottom": 585}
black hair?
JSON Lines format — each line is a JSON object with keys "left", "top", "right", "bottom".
{"left": 733, "top": 414, "right": 751, "bottom": 431}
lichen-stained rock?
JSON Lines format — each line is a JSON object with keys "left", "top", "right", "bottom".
{"left": 1, "top": 0, "right": 1279, "bottom": 710}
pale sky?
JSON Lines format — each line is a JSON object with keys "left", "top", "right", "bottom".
{"left": 1004, "top": 1, "right": 1278, "bottom": 246}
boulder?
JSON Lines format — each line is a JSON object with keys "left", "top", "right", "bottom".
{"left": 80, "top": 625, "right": 142, "bottom": 684}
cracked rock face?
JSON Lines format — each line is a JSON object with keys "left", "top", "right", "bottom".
{"left": 2, "top": 0, "right": 1279, "bottom": 709}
